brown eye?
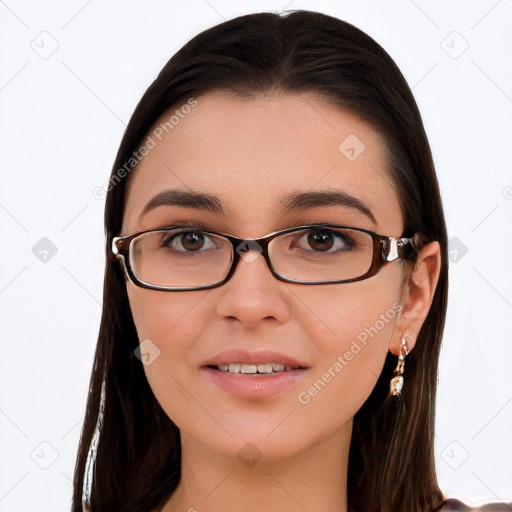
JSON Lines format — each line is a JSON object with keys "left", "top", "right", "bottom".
{"left": 306, "top": 231, "right": 335, "bottom": 252}
{"left": 298, "top": 229, "right": 353, "bottom": 254}
{"left": 179, "top": 232, "right": 205, "bottom": 252}
{"left": 162, "top": 231, "right": 214, "bottom": 253}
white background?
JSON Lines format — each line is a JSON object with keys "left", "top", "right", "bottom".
{"left": 0, "top": 1, "right": 511, "bottom": 510}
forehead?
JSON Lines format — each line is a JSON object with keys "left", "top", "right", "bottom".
{"left": 122, "top": 90, "right": 403, "bottom": 236}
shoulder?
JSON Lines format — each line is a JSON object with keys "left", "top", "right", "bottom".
{"left": 437, "top": 498, "right": 512, "bottom": 511}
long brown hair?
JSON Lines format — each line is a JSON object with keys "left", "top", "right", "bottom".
{"left": 72, "top": 10, "right": 449, "bottom": 512}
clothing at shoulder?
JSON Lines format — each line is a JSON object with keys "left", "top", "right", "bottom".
{"left": 438, "top": 498, "right": 512, "bottom": 511}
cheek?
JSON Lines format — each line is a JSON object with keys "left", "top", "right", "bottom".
{"left": 126, "top": 285, "right": 215, "bottom": 423}
{"left": 126, "top": 285, "right": 211, "bottom": 345}
{"left": 293, "top": 271, "right": 403, "bottom": 409}
{"left": 294, "top": 270, "right": 402, "bottom": 351}
{"left": 126, "top": 285, "right": 213, "bottom": 396}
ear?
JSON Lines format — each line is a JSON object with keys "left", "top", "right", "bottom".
{"left": 389, "top": 241, "right": 442, "bottom": 356}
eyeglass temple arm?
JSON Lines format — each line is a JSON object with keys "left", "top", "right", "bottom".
{"left": 112, "top": 237, "right": 120, "bottom": 256}
{"left": 110, "top": 237, "right": 127, "bottom": 264}
{"left": 384, "top": 235, "right": 419, "bottom": 262}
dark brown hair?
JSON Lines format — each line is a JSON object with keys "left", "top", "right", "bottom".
{"left": 72, "top": 10, "right": 449, "bottom": 512}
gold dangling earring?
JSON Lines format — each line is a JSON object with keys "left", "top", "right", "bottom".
{"left": 390, "top": 337, "right": 409, "bottom": 397}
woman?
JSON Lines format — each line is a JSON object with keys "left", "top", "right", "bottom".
{"left": 72, "top": 10, "right": 508, "bottom": 512}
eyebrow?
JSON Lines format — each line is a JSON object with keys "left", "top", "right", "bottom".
{"left": 139, "top": 188, "right": 376, "bottom": 224}
{"left": 279, "top": 190, "right": 376, "bottom": 224}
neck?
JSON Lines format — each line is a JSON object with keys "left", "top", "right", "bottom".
{"left": 161, "top": 420, "right": 352, "bottom": 512}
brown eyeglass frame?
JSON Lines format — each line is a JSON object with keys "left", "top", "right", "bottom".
{"left": 111, "top": 223, "right": 421, "bottom": 291}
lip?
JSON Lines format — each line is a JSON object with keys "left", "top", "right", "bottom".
{"left": 201, "top": 349, "right": 308, "bottom": 369}
{"left": 200, "top": 349, "right": 309, "bottom": 400}
{"left": 201, "top": 366, "right": 308, "bottom": 399}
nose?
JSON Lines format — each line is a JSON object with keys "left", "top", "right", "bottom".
{"left": 213, "top": 246, "right": 291, "bottom": 329}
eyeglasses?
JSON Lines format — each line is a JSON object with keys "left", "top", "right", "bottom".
{"left": 111, "top": 223, "right": 420, "bottom": 291}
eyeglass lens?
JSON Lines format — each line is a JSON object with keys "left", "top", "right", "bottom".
{"left": 129, "top": 226, "right": 375, "bottom": 288}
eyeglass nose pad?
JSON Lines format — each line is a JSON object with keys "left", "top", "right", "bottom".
{"left": 235, "top": 238, "right": 264, "bottom": 265}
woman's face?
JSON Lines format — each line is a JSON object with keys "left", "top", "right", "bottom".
{"left": 122, "top": 90, "right": 410, "bottom": 464}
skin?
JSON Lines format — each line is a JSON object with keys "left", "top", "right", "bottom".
{"left": 121, "top": 90, "right": 441, "bottom": 512}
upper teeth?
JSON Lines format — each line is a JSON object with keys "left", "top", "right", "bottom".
{"left": 216, "top": 363, "right": 293, "bottom": 374}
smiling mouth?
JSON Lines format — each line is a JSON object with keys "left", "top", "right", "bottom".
{"left": 207, "top": 362, "right": 304, "bottom": 375}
